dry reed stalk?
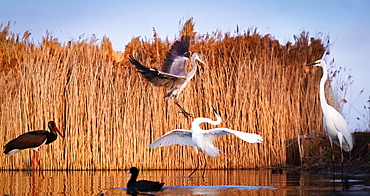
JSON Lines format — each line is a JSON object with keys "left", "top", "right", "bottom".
{"left": 0, "top": 20, "right": 338, "bottom": 170}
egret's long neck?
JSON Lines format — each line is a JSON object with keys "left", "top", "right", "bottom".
{"left": 191, "top": 114, "right": 222, "bottom": 131}
{"left": 319, "top": 65, "right": 330, "bottom": 112}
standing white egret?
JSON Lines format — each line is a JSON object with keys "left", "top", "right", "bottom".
{"left": 147, "top": 109, "right": 263, "bottom": 177}
{"left": 129, "top": 36, "right": 207, "bottom": 118}
{"left": 306, "top": 60, "right": 353, "bottom": 186}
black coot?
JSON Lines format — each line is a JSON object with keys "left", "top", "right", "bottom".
{"left": 127, "top": 167, "right": 164, "bottom": 193}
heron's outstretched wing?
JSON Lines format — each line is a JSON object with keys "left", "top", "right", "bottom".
{"left": 204, "top": 128, "right": 263, "bottom": 144}
{"left": 161, "top": 36, "right": 190, "bottom": 76}
{"left": 129, "top": 57, "right": 186, "bottom": 89}
{"left": 147, "top": 129, "right": 196, "bottom": 148}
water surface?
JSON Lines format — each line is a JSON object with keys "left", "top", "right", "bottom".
{"left": 1, "top": 169, "right": 369, "bottom": 195}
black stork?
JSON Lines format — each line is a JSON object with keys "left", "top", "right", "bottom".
{"left": 3, "top": 121, "right": 65, "bottom": 178}
{"left": 127, "top": 167, "right": 164, "bottom": 194}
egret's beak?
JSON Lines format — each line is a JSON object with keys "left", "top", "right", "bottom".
{"left": 211, "top": 105, "right": 220, "bottom": 117}
{"left": 306, "top": 62, "right": 318, "bottom": 66}
{"left": 54, "top": 126, "right": 65, "bottom": 139}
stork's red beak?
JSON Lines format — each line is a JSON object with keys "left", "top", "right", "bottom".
{"left": 55, "top": 126, "right": 65, "bottom": 139}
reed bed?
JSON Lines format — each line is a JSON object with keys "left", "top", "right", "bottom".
{"left": 0, "top": 20, "right": 337, "bottom": 170}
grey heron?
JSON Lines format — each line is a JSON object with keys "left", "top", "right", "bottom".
{"left": 306, "top": 60, "right": 353, "bottom": 187}
{"left": 147, "top": 108, "right": 263, "bottom": 177}
{"left": 129, "top": 36, "right": 207, "bottom": 118}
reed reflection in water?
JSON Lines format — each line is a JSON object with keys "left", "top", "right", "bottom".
{"left": 0, "top": 169, "right": 362, "bottom": 195}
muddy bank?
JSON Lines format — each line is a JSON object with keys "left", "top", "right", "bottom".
{"left": 281, "top": 132, "right": 370, "bottom": 175}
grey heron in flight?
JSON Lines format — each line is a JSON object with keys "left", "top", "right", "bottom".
{"left": 147, "top": 108, "right": 263, "bottom": 177}
{"left": 129, "top": 36, "right": 207, "bottom": 118}
{"left": 306, "top": 60, "right": 353, "bottom": 187}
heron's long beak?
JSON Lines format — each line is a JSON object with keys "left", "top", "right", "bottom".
{"left": 198, "top": 58, "right": 207, "bottom": 66}
{"left": 306, "top": 62, "right": 317, "bottom": 66}
{"left": 196, "top": 53, "right": 208, "bottom": 67}
{"left": 55, "top": 126, "right": 65, "bottom": 139}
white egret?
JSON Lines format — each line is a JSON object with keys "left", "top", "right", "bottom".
{"left": 306, "top": 59, "right": 353, "bottom": 186}
{"left": 147, "top": 109, "right": 263, "bottom": 177}
{"left": 129, "top": 36, "right": 207, "bottom": 118}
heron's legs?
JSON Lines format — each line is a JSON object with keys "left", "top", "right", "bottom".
{"left": 201, "top": 155, "right": 207, "bottom": 178}
{"left": 330, "top": 142, "right": 336, "bottom": 191}
{"left": 189, "top": 153, "right": 207, "bottom": 178}
{"left": 188, "top": 167, "right": 198, "bottom": 177}
{"left": 173, "top": 99, "right": 193, "bottom": 118}
{"left": 341, "top": 149, "right": 344, "bottom": 191}
{"left": 189, "top": 154, "right": 200, "bottom": 177}
{"left": 338, "top": 133, "right": 344, "bottom": 191}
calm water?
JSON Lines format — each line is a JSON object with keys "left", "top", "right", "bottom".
{"left": 0, "top": 169, "right": 369, "bottom": 195}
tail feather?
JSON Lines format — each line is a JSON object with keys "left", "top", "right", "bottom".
{"left": 4, "top": 149, "right": 20, "bottom": 156}
{"left": 200, "top": 144, "right": 220, "bottom": 157}
{"left": 4, "top": 140, "right": 21, "bottom": 155}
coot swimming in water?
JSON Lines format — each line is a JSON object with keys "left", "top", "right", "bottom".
{"left": 127, "top": 167, "right": 164, "bottom": 193}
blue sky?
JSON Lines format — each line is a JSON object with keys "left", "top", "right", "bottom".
{"left": 1, "top": 0, "right": 369, "bottom": 130}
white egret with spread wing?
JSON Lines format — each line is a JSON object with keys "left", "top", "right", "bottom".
{"left": 147, "top": 109, "right": 263, "bottom": 177}
{"left": 129, "top": 36, "right": 207, "bottom": 118}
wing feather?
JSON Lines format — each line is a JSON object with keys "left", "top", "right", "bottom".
{"left": 129, "top": 56, "right": 186, "bottom": 90}
{"left": 327, "top": 106, "right": 353, "bottom": 152}
{"left": 161, "top": 36, "right": 190, "bottom": 76}
{"left": 4, "top": 131, "right": 48, "bottom": 155}
{"left": 147, "top": 129, "right": 196, "bottom": 148}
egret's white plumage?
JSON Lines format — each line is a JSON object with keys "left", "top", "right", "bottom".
{"left": 307, "top": 59, "right": 354, "bottom": 188}
{"left": 306, "top": 60, "right": 353, "bottom": 152}
{"left": 147, "top": 111, "right": 263, "bottom": 158}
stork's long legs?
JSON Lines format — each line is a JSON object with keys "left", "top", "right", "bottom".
{"left": 32, "top": 151, "right": 36, "bottom": 173}
{"left": 32, "top": 150, "right": 45, "bottom": 178}
{"left": 174, "top": 99, "right": 193, "bottom": 118}
{"left": 36, "top": 151, "right": 45, "bottom": 178}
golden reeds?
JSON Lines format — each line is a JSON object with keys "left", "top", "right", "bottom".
{"left": 0, "top": 20, "right": 338, "bottom": 170}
